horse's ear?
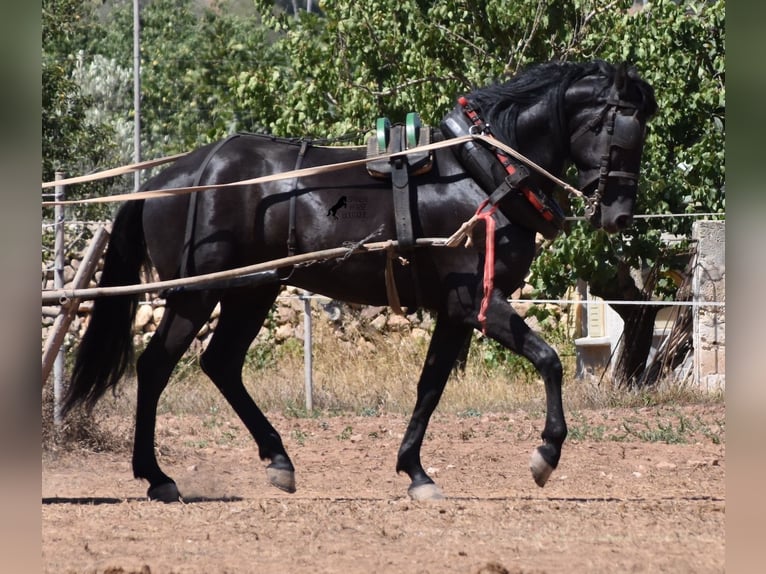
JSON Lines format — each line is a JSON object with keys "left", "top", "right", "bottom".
{"left": 614, "top": 62, "right": 628, "bottom": 95}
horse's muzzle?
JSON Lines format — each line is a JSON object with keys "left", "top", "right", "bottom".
{"left": 598, "top": 195, "right": 635, "bottom": 233}
{"left": 602, "top": 213, "right": 633, "bottom": 233}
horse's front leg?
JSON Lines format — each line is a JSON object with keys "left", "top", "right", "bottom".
{"left": 396, "top": 317, "right": 473, "bottom": 500}
{"left": 483, "top": 294, "right": 567, "bottom": 487}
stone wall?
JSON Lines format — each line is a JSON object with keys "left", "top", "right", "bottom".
{"left": 692, "top": 220, "right": 725, "bottom": 391}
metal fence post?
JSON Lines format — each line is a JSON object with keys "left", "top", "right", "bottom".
{"left": 53, "top": 172, "right": 66, "bottom": 426}
{"left": 301, "top": 291, "right": 314, "bottom": 411}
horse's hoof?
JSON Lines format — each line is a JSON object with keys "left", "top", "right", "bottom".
{"left": 266, "top": 465, "right": 296, "bottom": 493}
{"left": 530, "top": 448, "right": 554, "bottom": 487}
{"left": 408, "top": 482, "right": 445, "bottom": 501}
{"left": 148, "top": 482, "right": 182, "bottom": 503}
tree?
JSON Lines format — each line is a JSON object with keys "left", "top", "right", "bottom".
{"left": 236, "top": 0, "right": 724, "bottom": 386}
{"left": 80, "top": 0, "right": 272, "bottom": 159}
{"left": 42, "top": 0, "right": 121, "bottom": 220}
{"left": 528, "top": 0, "right": 725, "bottom": 384}
{"left": 243, "top": 0, "right": 601, "bottom": 137}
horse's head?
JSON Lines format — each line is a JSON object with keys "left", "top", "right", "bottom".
{"left": 566, "top": 62, "right": 657, "bottom": 233}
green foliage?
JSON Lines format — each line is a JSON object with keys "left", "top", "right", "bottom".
{"left": 243, "top": 0, "right": 608, "bottom": 137}
{"left": 80, "top": 0, "right": 272, "bottom": 157}
{"left": 42, "top": 0, "right": 725, "bottom": 307}
{"left": 621, "top": 416, "right": 692, "bottom": 444}
{"left": 291, "top": 428, "right": 308, "bottom": 445}
{"left": 473, "top": 335, "right": 538, "bottom": 381}
{"left": 245, "top": 340, "right": 278, "bottom": 371}
{"left": 337, "top": 424, "right": 353, "bottom": 440}
{"left": 42, "top": 0, "right": 121, "bottom": 220}
{"left": 530, "top": 0, "right": 725, "bottom": 298}
{"left": 457, "top": 407, "right": 482, "bottom": 418}
{"left": 566, "top": 408, "right": 724, "bottom": 444}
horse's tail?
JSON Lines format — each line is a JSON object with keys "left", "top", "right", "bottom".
{"left": 62, "top": 200, "right": 148, "bottom": 417}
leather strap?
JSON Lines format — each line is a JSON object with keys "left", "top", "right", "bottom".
{"left": 181, "top": 134, "right": 241, "bottom": 278}
{"left": 287, "top": 140, "right": 310, "bottom": 257}
{"left": 390, "top": 125, "right": 415, "bottom": 249}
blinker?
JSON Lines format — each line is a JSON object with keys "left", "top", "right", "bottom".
{"left": 611, "top": 113, "right": 643, "bottom": 150}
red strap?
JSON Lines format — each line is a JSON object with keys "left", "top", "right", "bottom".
{"left": 474, "top": 199, "right": 498, "bottom": 333}
{"left": 521, "top": 188, "right": 555, "bottom": 221}
{"left": 460, "top": 97, "right": 554, "bottom": 225}
{"left": 458, "top": 97, "right": 517, "bottom": 177}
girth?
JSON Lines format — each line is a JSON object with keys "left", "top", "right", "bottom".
{"left": 287, "top": 140, "right": 310, "bottom": 257}
{"left": 389, "top": 124, "right": 415, "bottom": 249}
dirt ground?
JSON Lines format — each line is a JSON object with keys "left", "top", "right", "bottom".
{"left": 42, "top": 403, "right": 725, "bottom": 574}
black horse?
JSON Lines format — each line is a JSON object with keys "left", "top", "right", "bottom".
{"left": 62, "top": 60, "right": 656, "bottom": 502}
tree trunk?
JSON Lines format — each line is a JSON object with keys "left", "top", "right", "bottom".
{"left": 611, "top": 304, "right": 659, "bottom": 386}
{"left": 588, "top": 261, "right": 658, "bottom": 387}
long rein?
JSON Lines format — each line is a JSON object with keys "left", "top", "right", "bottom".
{"left": 41, "top": 134, "right": 592, "bottom": 211}
{"left": 41, "top": 135, "right": 593, "bottom": 320}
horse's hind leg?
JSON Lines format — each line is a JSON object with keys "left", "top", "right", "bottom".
{"left": 133, "top": 292, "right": 218, "bottom": 502}
{"left": 396, "top": 316, "right": 473, "bottom": 500}
{"left": 198, "top": 286, "right": 296, "bottom": 493}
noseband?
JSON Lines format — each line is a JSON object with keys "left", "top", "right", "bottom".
{"left": 572, "top": 93, "right": 645, "bottom": 217}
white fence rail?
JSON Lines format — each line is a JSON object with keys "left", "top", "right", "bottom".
{"left": 43, "top": 203, "right": 725, "bottom": 419}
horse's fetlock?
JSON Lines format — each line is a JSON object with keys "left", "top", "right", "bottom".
{"left": 541, "top": 425, "right": 567, "bottom": 445}
{"left": 536, "top": 441, "right": 562, "bottom": 469}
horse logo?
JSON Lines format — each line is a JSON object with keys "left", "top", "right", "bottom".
{"left": 327, "top": 196, "right": 348, "bottom": 219}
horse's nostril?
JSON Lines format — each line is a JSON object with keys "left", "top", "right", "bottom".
{"left": 616, "top": 214, "right": 633, "bottom": 229}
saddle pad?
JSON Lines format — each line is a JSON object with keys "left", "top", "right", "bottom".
{"left": 366, "top": 118, "right": 434, "bottom": 179}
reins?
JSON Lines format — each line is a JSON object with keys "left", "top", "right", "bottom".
{"left": 41, "top": 131, "right": 595, "bottom": 332}
{"left": 41, "top": 237, "right": 451, "bottom": 305}
{"left": 41, "top": 134, "right": 590, "bottom": 209}
{"left": 41, "top": 153, "right": 189, "bottom": 189}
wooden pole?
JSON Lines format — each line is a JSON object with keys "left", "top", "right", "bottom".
{"left": 42, "top": 226, "right": 110, "bottom": 391}
{"left": 41, "top": 237, "right": 452, "bottom": 304}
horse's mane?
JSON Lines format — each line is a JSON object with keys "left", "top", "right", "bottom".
{"left": 468, "top": 60, "right": 657, "bottom": 145}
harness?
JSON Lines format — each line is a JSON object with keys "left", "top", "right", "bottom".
{"left": 365, "top": 113, "right": 434, "bottom": 249}
{"left": 365, "top": 113, "right": 434, "bottom": 311}
{"left": 170, "top": 98, "right": 644, "bottom": 326}
{"left": 173, "top": 134, "right": 305, "bottom": 294}
{"left": 365, "top": 105, "right": 567, "bottom": 325}
{"left": 439, "top": 91, "right": 645, "bottom": 330}
{"left": 440, "top": 99, "right": 566, "bottom": 240}
{"left": 572, "top": 92, "right": 644, "bottom": 217}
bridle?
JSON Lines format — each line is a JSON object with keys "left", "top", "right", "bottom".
{"left": 571, "top": 88, "right": 646, "bottom": 218}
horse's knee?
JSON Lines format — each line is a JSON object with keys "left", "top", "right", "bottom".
{"left": 534, "top": 345, "right": 562, "bottom": 382}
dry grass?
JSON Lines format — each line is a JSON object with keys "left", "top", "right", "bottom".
{"left": 41, "top": 382, "right": 131, "bottom": 453}
{"left": 43, "top": 309, "right": 722, "bottom": 452}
